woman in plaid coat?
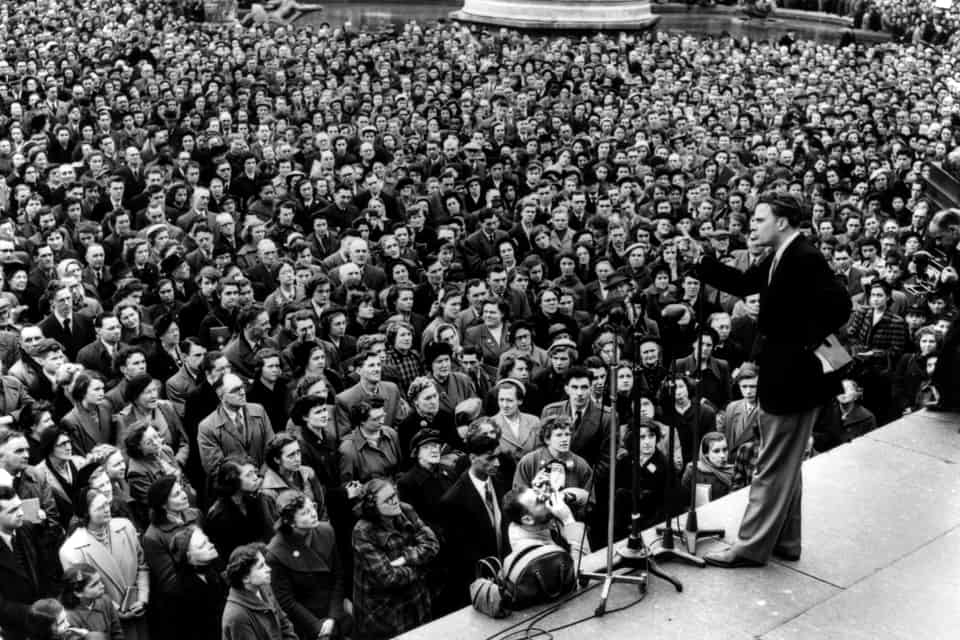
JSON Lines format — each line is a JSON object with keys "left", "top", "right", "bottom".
{"left": 351, "top": 478, "right": 440, "bottom": 640}
{"left": 845, "top": 280, "right": 909, "bottom": 424}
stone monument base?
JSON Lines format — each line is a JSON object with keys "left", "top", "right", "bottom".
{"left": 451, "top": 0, "right": 660, "bottom": 30}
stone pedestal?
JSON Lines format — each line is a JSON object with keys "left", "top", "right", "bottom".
{"left": 451, "top": 0, "right": 660, "bottom": 30}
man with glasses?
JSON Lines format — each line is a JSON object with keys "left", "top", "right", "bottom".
{"left": 198, "top": 372, "right": 275, "bottom": 476}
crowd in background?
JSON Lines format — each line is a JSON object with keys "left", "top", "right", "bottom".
{"left": 0, "top": 0, "right": 957, "bottom": 639}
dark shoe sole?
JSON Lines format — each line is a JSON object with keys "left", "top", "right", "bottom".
{"left": 772, "top": 548, "right": 801, "bottom": 562}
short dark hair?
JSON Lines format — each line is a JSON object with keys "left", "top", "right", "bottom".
{"left": 564, "top": 366, "right": 593, "bottom": 385}
{"left": 213, "top": 456, "right": 255, "bottom": 498}
{"left": 290, "top": 394, "right": 328, "bottom": 428}
{"left": 93, "top": 312, "right": 118, "bottom": 329}
{"left": 225, "top": 543, "right": 267, "bottom": 589}
{"left": 123, "top": 421, "right": 152, "bottom": 459}
{"left": 236, "top": 305, "right": 267, "bottom": 332}
{"left": 61, "top": 563, "right": 99, "bottom": 608}
{"left": 349, "top": 397, "right": 385, "bottom": 427}
{"left": 464, "top": 432, "right": 498, "bottom": 456}
{"left": 69, "top": 371, "right": 102, "bottom": 405}
{"left": 757, "top": 192, "right": 804, "bottom": 228}
{"left": 264, "top": 432, "right": 299, "bottom": 474}
{"left": 202, "top": 350, "right": 225, "bottom": 375}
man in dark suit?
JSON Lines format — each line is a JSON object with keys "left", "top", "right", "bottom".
{"left": 76, "top": 312, "right": 124, "bottom": 384}
{"left": 246, "top": 239, "right": 281, "bottom": 302}
{"left": 81, "top": 242, "right": 114, "bottom": 303}
{"left": 165, "top": 338, "right": 206, "bottom": 415}
{"left": 38, "top": 282, "right": 95, "bottom": 361}
{"left": 832, "top": 243, "right": 865, "bottom": 297}
{"left": 439, "top": 433, "right": 508, "bottom": 609}
{"left": 0, "top": 485, "right": 45, "bottom": 640}
{"left": 223, "top": 306, "right": 279, "bottom": 381}
{"left": 462, "top": 208, "right": 509, "bottom": 276}
{"left": 695, "top": 193, "right": 851, "bottom": 567}
{"left": 539, "top": 366, "right": 611, "bottom": 473}
{"left": 673, "top": 328, "right": 733, "bottom": 411}
{"left": 320, "top": 186, "right": 360, "bottom": 234}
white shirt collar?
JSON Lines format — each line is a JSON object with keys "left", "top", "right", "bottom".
{"left": 772, "top": 231, "right": 801, "bottom": 268}
{"left": 469, "top": 470, "right": 491, "bottom": 498}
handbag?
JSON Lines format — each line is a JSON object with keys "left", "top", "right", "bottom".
{"left": 469, "top": 557, "right": 509, "bottom": 619}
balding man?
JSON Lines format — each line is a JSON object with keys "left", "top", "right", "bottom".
{"left": 330, "top": 239, "right": 387, "bottom": 292}
{"left": 354, "top": 173, "right": 401, "bottom": 220}
{"left": 247, "top": 239, "right": 281, "bottom": 301}
{"left": 331, "top": 262, "right": 364, "bottom": 305}
{"left": 197, "top": 372, "right": 275, "bottom": 475}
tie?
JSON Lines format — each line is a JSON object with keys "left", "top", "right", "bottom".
{"left": 573, "top": 410, "right": 583, "bottom": 432}
{"left": 484, "top": 482, "right": 502, "bottom": 550}
{"left": 63, "top": 317, "right": 72, "bottom": 337}
{"left": 768, "top": 254, "right": 781, "bottom": 285}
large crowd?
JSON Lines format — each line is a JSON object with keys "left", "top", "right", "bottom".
{"left": 0, "top": 0, "right": 958, "bottom": 638}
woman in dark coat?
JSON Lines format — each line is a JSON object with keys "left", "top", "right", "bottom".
{"left": 205, "top": 458, "right": 274, "bottom": 561}
{"left": 892, "top": 328, "right": 940, "bottom": 415}
{"left": 141, "top": 475, "right": 203, "bottom": 640}
{"left": 30, "top": 428, "right": 84, "bottom": 530}
{"left": 124, "top": 421, "right": 195, "bottom": 529}
{"left": 396, "top": 429, "right": 456, "bottom": 532}
{"left": 616, "top": 420, "right": 679, "bottom": 537}
{"left": 222, "top": 543, "right": 299, "bottom": 640}
{"left": 265, "top": 490, "right": 352, "bottom": 640}
{"left": 167, "top": 524, "right": 228, "bottom": 640}
{"left": 394, "top": 376, "right": 461, "bottom": 463}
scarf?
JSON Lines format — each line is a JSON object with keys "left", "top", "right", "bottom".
{"left": 697, "top": 448, "right": 734, "bottom": 489}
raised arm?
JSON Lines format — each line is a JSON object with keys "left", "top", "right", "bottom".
{"left": 695, "top": 254, "right": 768, "bottom": 299}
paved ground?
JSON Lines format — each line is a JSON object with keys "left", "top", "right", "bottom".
{"left": 403, "top": 410, "right": 960, "bottom": 640}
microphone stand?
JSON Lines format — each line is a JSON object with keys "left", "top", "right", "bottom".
{"left": 680, "top": 286, "right": 725, "bottom": 554}
{"left": 579, "top": 331, "right": 679, "bottom": 616}
{"left": 642, "top": 319, "right": 706, "bottom": 570}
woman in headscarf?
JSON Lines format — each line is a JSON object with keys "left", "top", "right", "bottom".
{"left": 681, "top": 432, "right": 734, "bottom": 504}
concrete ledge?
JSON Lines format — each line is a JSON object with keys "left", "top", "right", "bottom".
{"left": 404, "top": 410, "right": 960, "bottom": 640}
{"left": 452, "top": 0, "right": 661, "bottom": 31}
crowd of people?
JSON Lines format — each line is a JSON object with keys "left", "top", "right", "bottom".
{"left": 0, "top": 0, "right": 958, "bottom": 638}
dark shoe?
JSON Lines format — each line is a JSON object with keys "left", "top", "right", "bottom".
{"left": 772, "top": 547, "right": 801, "bottom": 562}
{"left": 703, "top": 549, "right": 765, "bottom": 568}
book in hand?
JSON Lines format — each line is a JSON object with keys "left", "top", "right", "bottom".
{"left": 120, "top": 586, "right": 139, "bottom": 612}
{"left": 814, "top": 334, "right": 852, "bottom": 374}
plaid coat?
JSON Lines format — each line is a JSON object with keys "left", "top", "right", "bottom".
{"left": 352, "top": 504, "right": 439, "bottom": 640}
{"left": 845, "top": 308, "right": 909, "bottom": 369}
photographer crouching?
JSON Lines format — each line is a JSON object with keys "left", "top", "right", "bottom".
{"left": 502, "top": 472, "right": 590, "bottom": 564}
